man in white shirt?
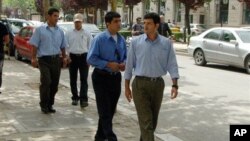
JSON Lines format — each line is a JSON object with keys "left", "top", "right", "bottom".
{"left": 66, "top": 13, "right": 93, "bottom": 108}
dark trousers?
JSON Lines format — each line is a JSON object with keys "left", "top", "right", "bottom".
{"left": 38, "top": 56, "right": 61, "bottom": 109}
{"left": 92, "top": 68, "right": 121, "bottom": 141}
{"left": 132, "top": 76, "right": 165, "bottom": 141}
{"left": 69, "top": 53, "right": 89, "bottom": 101}
{"left": 0, "top": 59, "right": 4, "bottom": 88}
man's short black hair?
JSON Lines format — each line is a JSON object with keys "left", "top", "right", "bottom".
{"left": 136, "top": 17, "right": 142, "bottom": 21}
{"left": 144, "top": 12, "right": 160, "bottom": 24}
{"left": 105, "top": 11, "right": 121, "bottom": 24}
{"left": 48, "top": 7, "right": 59, "bottom": 16}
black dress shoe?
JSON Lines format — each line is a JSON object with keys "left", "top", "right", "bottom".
{"left": 41, "top": 107, "right": 49, "bottom": 114}
{"left": 48, "top": 106, "right": 56, "bottom": 113}
{"left": 72, "top": 100, "right": 78, "bottom": 106}
{"left": 80, "top": 100, "right": 88, "bottom": 108}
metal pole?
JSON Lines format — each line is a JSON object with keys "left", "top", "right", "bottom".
{"left": 158, "top": 0, "right": 161, "bottom": 14}
{"left": 220, "top": 0, "right": 223, "bottom": 27}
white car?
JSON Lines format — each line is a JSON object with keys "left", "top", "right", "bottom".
{"left": 188, "top": 27, "right": 250, "bottom": 74}
{"left": 181, "top": 23, "right": 207, "bottom": 35}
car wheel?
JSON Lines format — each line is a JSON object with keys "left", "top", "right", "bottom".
{"left": 245, "top": 56, "right": 250, "bottom": 74}
{"left": 15, "top": 49, "right": 22, "bottom": 60}
{"left": 194, "top": 49, "right": 207, "bottom": 66}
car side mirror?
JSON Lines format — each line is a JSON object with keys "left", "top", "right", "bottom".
{"left": 230, "top": 40, "right": 238, "bottom": 46}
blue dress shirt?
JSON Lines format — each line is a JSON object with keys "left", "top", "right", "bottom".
{"left": 87, "top": 30, "right": 127, "bottom": 72}
{"left": 124, "top": 34, "right": 179, "bottom": 80}
{"left": 29, "top": 23, "right": 67, "bottom": 57}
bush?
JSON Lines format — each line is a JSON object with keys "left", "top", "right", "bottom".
{"left": 172, "top": 32, "right": 183, "bottom": 42}
{"left": 119, "top": 31, "right": 132, "bottom": 39}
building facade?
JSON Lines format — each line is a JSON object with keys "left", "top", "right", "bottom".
{"left": 120, "top": 0, "right": 250, "bottom": 28}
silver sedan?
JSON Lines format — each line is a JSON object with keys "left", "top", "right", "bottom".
{"left": 188, "top": 27, "right": 250, "bottom": 74}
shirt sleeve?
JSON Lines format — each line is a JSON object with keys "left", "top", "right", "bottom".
{"left": 87, "top": 36, "right": 108, "bottom": 69}
{"left": 87, "top": 32, "right": 93, "bottom": 50}
{"left": 29, "top": 27, "right": 40, "bottom": 48}
{"left": 60, "top": 30, "right": 67, "bottom": 49}
{"left": 124, "top": 40, "right": 136, "bottom": 80}
{"left": 166, "top": 40, "right": 179, "bottom": 79}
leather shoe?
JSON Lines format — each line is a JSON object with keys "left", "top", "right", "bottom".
{"left": 41, "top": 107, "right": 49, "bottom": 114}
{"left": 80, "top": 100, "right": 88, "bottom": 108}
{"left": 48, "top": 106, "right": 56, "bottom": 113}
{"left": 72, "top": 100, "right": 78, "bottom": 106}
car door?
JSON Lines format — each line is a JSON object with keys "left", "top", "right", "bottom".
{"left": 15, "top": 28, "right": 26, "bottom": 56}
{"left": 202, "top": 29, "right": 223, "bottom": 61}
{"left": 17, "top": 28, "right": 29, "bottom": 56}
{"left": 219, "top": 30, "right": 241, "bottom": 65}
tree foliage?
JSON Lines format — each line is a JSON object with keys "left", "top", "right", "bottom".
{"left": 177, "top": 0, "right": 211, "bottom": 43}
{"left": 238, "top": 0, "right": 250, "bottom": 6}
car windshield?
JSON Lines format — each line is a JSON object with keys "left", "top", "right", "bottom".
{"left": 58, "top": 24, "right": 74, "bottom": 32}
{"left": 236, "top": 30, "right": 250, "bottom": 43}
{"left": 83, "top": 24, "right": 100, "bottom": 32}
{"left": 197, "top": 25, "right": 206, "bottom": 29}
{"left": 58, "top": 23, "right": 100, "bottom": 33}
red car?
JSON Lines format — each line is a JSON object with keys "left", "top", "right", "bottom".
{"left": 14, "top": 26, "right": 36, "bottom": 60}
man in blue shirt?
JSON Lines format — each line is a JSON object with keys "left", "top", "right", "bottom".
{"left": 124, "top": 13, "right": 179, "bottom": 141}
{"left": 30, "top": 8, "right": 67, "bottom": 114}
{"left": 87, "top": 11, "right": 126, "bottom": 141}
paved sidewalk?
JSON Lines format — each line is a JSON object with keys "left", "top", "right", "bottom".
{"left": 0, "top": 59, "right": 157, "bottom": 141}
{"left": 173, "top": 42, "right": 188, "bottom": 56}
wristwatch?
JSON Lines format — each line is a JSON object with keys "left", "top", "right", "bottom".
{"left": 172, "top": 84, "right": 179, "bottom": 89}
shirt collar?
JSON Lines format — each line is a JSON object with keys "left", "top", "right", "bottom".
{"left": 45, "top": 22, "right": 59, "bottom": 30}
{"left": 73, "top": 28, "right": 84, "bottom": 32}
{"left": 143, "top": 33, "right": 161, "bottom": 42}
{"left": 104, "top": 30, "right": 120, "bottom": 39}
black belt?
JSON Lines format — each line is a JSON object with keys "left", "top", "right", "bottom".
{"left": 94, "top": 68, "right": 120, "bottom": 76}
{"left": 39, "top": 54, "right": 60, "bottom": 59}
{"left": 70, "top": 53, "right": 87, "bottom": 57}
{"left": 135, "top": 76, "right": 162, "bottom": 81}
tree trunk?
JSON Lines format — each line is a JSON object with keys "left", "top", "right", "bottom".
{"left": 43, "top": 0, "right": 50, "bottom": 22}
{"left": 0, "top": 0, "right": 2, "bottom": 15}
{"left": 128, "top": 5, "right": 133, "bottom": 30}
{"left": 111, "top": 0, "right": 117, "bottom": 12}
{"left": 184, "top": 5, "right": 191, "bottom": 44}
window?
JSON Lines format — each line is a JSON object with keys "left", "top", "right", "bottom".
{"left": 204, "top": 29, "right": 222, "bottom": 40}
{"left": 215, "top": 1, "right": 229, "bottom": 24}
{"left": 200, "top": 15, "right": 205, "bottom": 24}
{"left": 221, "top": 30, "right": 236, "bottom": 42}
{"left": 242, "top": 3, "right": 250, "bottom": 24}
{"left": 19, "top": 28, "right": 28, "bottom": 37}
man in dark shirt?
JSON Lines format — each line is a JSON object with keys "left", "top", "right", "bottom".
{"left": 0, "top": 22, "right": 10, "bottom": 93}
{"left": 158, "top": 15, "right": 172, "bottom": 38}
{"left": 132, "top": 17, "right": 144, "bottom": 36}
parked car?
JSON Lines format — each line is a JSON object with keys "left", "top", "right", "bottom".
{"left": 58, "top": 22, "right": 101, "bottom": 37}
{"left": 168, "top": 23, "right": 180, "bottom": 33}
{"left": 14, "top": 26, "right": 36, "bottom": 60}
{"left": 188, "top": 27, "right": 250, "bottom": 74}
{"left": 181, "top": 23, "right": 207, "bottom": 35}
{"left": 7, "top": 18, "right": 33, "bottom": 29}
{"left": 0, "top": 18, "right": 21, "bottom": 56}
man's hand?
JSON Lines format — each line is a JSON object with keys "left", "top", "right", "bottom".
{"left": 171, "top": 87, "right": 178, "bottom": 99}
{"left": 125, "top": 87, "right": 133, "bottom": 102}
{"left": 119, "top": 63, "right": 125, "bottom": 71}
{"left": 62, "top": 57, "right": 68, "bottom": 68}
{"left": 67, "top": 56, "right": 72, "bottom": 64}
{"left": 107, "top": 62, "right": 120, "bottom": 72}
{"left": 31, "top": 57, "right": 38, "bottom": 68}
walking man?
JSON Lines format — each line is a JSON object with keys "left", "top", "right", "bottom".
{"left": 132, "top": 17, "right": 144, "bottom": 36}
{"left": 124, "top": 13, "right": 179, "bottom": 141}
{"left": 158, "top": 15, "right": 173, "bottom": 38}
{"left": 66, "top": 13, "right": 93, "bottom": 108}
{"left": 30, "top": 7, "right": 67, "bottom": 114}
{"left": 87, "top": 11, "right": 127, "bottom": 141}
{"left": 0, "top": 22, "right": 9, "bottom": 94}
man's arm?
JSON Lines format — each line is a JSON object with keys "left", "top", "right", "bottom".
{"left": 31, "top": 45, "right": 38, "bottom": 68}
{"left": 166, "top": 23, "right": 173, "bottom": 36}
{"left": 3, "top": 35, "right": 10, "bottom": 44}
